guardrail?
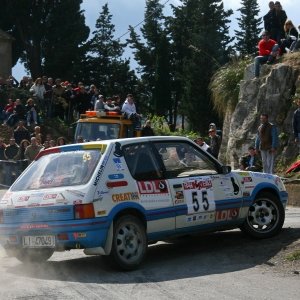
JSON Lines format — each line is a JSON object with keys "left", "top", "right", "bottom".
{"left": 0, "top": 160, "right": 30, "bottom": 188}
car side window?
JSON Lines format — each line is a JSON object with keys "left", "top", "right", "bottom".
{"left": 123, "top": 143, "right": 162, "bottom": 181}
{"left": 154, "top": 141, "right": 218, "bottom": 178}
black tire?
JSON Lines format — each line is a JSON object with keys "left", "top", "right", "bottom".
{"left": 108, "top": 215, "right": 147, "bottom": 270}
{"left": 12, "top": 248, "right": 54, "bottom": 263}
{"left": 240, "top": 192, "right": 285, "bottom": 239}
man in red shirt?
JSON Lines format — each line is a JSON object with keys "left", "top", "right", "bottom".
{"left": 254, "top": 31, "right": 279, "bottom": 77}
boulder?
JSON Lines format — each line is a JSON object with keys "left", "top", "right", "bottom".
{"left": 220, "top": 60, "right": 300, "bottom": 171}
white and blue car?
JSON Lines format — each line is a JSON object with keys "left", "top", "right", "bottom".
{"left": 0, "top": 136, "right": 288, "bottom": 270}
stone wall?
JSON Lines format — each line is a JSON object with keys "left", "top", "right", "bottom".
{"left": 285, "top": 184, "right": 300, "bottom": 207}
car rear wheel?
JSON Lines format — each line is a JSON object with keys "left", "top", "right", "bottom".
{"left": 240, "top": 192, "right": 285, "bottom": 239}
{"left": 11, "top": 248, "right": 54, "bottom": 263}
{"left": 108, "top": 215, "right": 147, "bottom": 270}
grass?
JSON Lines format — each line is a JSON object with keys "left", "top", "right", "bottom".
{"left": 286, "top": 249, "right": 300, "bottom": 261}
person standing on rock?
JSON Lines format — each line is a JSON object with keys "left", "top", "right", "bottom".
{"left": 255, "top": 114, "right": 279, "bottom": 174}
{"left": 292, "top": 95, "right": 300, "bottom": 151}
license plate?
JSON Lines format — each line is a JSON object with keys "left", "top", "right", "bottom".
{"left": 23, "top": 235, "right": 55, "bottom": 248}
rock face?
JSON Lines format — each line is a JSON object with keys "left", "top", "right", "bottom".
{"left": 220, "top": 61, "right": 300, "bottom": 170}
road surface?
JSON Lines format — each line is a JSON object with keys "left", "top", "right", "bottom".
{"left": 0, "top": 189, "right": 299, "bottom": 300}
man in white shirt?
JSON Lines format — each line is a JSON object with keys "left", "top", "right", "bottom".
{"left": 121, "top": 94, "right": 141, "bottom": 129}
{"left": 194, "top": 137, "right": 210, "bottom": 151}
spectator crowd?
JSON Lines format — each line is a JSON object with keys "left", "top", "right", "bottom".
{"left": 255, "top": 1, "right": 300, "bottom": 77}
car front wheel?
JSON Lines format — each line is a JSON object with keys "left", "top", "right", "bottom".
{"left": 240, "top": 192, "right": 285, "bottom": 239}
{"left": 108, "top": 215, "right": 147, "bottom": 270}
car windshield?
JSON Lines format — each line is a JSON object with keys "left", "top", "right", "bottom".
{"left": 11, "top": 150, "right": 101, "bottom": 191}
{"left": 75, "top": 122, "right": 120, "bottom": 141}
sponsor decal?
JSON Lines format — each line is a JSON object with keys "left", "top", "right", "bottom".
{"left": 106, "top": 180, "right": 128, "bottom": 188}
{"left": 40, "top": 177, "right": 55, "bottom": 185}
{"left": 43, "top": 193, "right": 58, "bottom": 200}
{"left": 175, "top": 191, "right": 184, "bottom": 200}
{"left": 183, "top": 179, "right": 212, "bottom": 190}
{"left": 93, "top": 152, "right": 110, "bottom": 186}
{"left": 186, "top": 212, "right": 215, "bottom": 223}
{"left": 175, "top": 198, "right": 185, "bottom": 204}
{"left": 20, "top": 224, "right": 49, "bottom": 229}
{"left": 73, "top": 200, "right": 83, "bottom": 205}
{"left": 73, "top": 232, "right": 87, "bottom": 239}
{"left": 48, "top": 208, "right": 70, "bottom": 213}
{"left": 112, "top": 192, "right": 139, "bottom": 202}
{"left": 230, "top": 177, "right": 240, "bottom": 195}
{"left": 97, "top": 210, "right": 106, "bottom": 216}
{"left": 18, "top": 195, "right": 30, "bottom": 202}
{"left": 245, "top": 185, "right": 255, "bottom": 189}
{"left": 241, "top": 176, "right": 253, "bottom": 184}
{"left": 216, "top": 208, "right": 240, "bottom": 222}
{"left": 137, "top": 180, "right": 168, "bottom": 194}
{"left": 113, "top": 157, "right": 125, "bottom": 171}
{"left": 93, "top": 164, "right": 105, "bottom": 186}
{"left": 237, "top": 172, "right": 250, "bottom": 177}
{"left": 252, "top": 173, "right": 274, "bottom": 180}
{"left": 140, "top": 198, "right": 170, "bottom": 204}
{"left": 173, "top": 184, "right": 183, "bottom": 203}
{"left": 108, "top": 173, "right": 124, "bottom": 180}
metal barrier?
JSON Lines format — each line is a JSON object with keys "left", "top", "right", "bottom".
{"left": 0, "top": 160, "right": 30, "bottom": 188}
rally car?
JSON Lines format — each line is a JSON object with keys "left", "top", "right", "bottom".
{"left": 0, "top": 136, "right": 288, "bottom": 270}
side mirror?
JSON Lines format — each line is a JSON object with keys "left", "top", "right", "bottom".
{"left": 221, "top": 165, "right": 231, "bottom": 174}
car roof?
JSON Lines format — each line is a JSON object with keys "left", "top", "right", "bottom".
{"left": 82, "top": 136, "right": 194, "bottom": 146}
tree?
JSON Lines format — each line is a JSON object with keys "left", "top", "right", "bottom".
{"left": 0, "top": 0, "right": 89, "bottom": 79}
{"left": 169, "top": 0, "right": 233, "bottom": 133}
{"left": 81, "top": 3, "right": 137, "bottom": 97}
{"left": 127, "top": 0, "right": 172, "bottom": 117}
{"left": 234, "top": 0, "right": 262, "bottom": 56}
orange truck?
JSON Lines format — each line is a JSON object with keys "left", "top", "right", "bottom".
{"left": 74, "top": 111, "right": 141, "bottom": 142}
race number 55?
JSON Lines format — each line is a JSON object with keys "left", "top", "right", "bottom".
{"left": 192, "top": 190, "right": 209, "bottom": 212}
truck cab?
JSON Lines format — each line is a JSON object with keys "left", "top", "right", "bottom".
{"left": 74, "top": 111, "right": 141, "bottom": 142}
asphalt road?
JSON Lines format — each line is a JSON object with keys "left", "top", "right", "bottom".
{"left": 0, "top": 189, "right": 299, "bottom": 300}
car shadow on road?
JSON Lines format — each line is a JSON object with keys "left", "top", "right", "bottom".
{"left": 6, "top": 227, "right": 300, "bottom": 283}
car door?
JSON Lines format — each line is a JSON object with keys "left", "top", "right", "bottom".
{"left": 153, "top": 140, "right": 243, "bottom": 232}
{"left": 122, "top": 142, "right": 175, "bottom": 236}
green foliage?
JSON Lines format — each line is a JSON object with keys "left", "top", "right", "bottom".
{"left": 234, "top": 0, "right": 262, "bottom": 55}
{"left": 286, "top": 250, "right": 300, "bottom": 261}
{"left": 0, "top": 87, "right": 31, "bottom": 107}
{"left": 147, "top": 115, "right": 198, "bottom": 140}
{"left": 79, "top": 3, "right": 137, "bottom": 97}
{"left": 0, "top": 0, "right": 89, "bottom": 79}
{"left": 127, "top": 0, "right": 172, "bottom": 117}
{"left": 210, "top": 56, "right": 252, "bottom": 117}
{"left": 168, "top": 0, "right": 234, "bottom": 134}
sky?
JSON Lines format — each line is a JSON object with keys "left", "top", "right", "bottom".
{"left": 12, "top": 0, "right": 300, "bottom": 80}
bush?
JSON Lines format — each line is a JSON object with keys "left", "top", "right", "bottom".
{"left": 146, "top": 115, "right": 198, "bottom": 140}
{"left": 210, "top": 56, "right": 252, "bottom": 117}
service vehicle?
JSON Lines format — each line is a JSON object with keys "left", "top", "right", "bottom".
{"left": 74, "top": 110, "right": 141, "bottom": 142}
{"left": 0, "top": 136, "right": 288, "bottom": 270}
